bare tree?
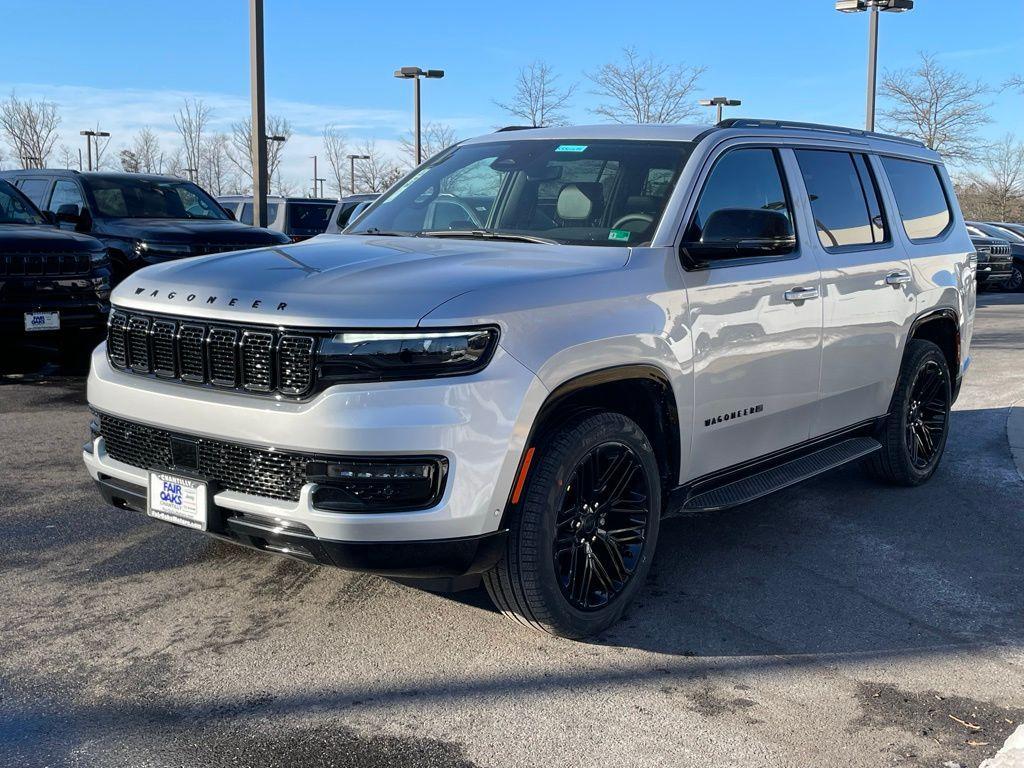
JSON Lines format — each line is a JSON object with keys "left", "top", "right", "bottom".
{"left": 957, "top": 134, "right": 1024, "bottom": 221}
{"left": 131, "top": 127, "right": 163, "bottom": 173}
{"left": 56, "top": 144, "right": 78, "bottom": 170}
{"left": 0, "top": 92, "right": 61, "bottom": 167}
{"left": 398, "top": 122, "right": 457, "bottom": 168}
{"left": 226, "top": 115, "right": 291, "bottom": 193}
{"left": 119, "top": 148, "right": 141, "bottom": 173}
{"left": 588, "top": 47, "right": 706, "bottom": 124}
{"left": 355, "top": 140, "right": 403, "bottom": 192}
{"left": 173, "top": 97, "right": 211, "bottom": 181}
{"left": 200, "top": 133, "right": 233, "bottom": 195}
{"left": 495, "top": 60, "right": 576, "bottom": 127}
{"left": 879, "top": 53, "right": 990, "bottom": 164}
{"left": 322, "top": 124, "right": 350, "bottom": 195}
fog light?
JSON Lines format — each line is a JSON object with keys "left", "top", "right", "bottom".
{"left": 306, "top": 457, "right": 447, "bottom": 512}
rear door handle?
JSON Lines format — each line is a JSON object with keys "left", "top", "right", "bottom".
{"left": 784, "top": 286, "right": 819, "bottom": 302}
{"left": 885, "top": 269, "right": 912, "bottom": 287}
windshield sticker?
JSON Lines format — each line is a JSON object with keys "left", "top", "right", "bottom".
{"left": 555, "top": 145, "right": 587, "bottom": 153}
{"left": 608, "top": 229, "right": 631, "bottom": 242}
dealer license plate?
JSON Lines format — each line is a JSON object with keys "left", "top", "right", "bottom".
{"left": 148, "top": 472, "right": 208, "bottom": 530}
{"left": 24, "top": 312, "right": 60, "bottom": 332}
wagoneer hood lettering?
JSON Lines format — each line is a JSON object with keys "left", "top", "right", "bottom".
{"left": 112, "top": 234, "right": 628, "bottom": 327}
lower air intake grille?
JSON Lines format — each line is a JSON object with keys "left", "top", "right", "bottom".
{"left": 96, "top": 411, "right": 312, "bottom": 501}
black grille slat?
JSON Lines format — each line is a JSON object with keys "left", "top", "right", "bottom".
{"left": 207, "top": 328, "right": 239, "bottom": 387}
{"left": 107, "top": 311, "right": 129, "bottom": 368}
{"left": 97, "top": 412, "right": 310, "bottom": 502}
{"left": 127, "top": 316, "right": 152, "bottom": 372}
{"left": 105, "top": 310, "right": 317, "bottom": 398}
{"left": 179, "top": 325, "right": 206, "bottom": 382}
{"left": 279, "top": 336, "right": 315, "bottom": 396}
{"left": 241, "top": 332, "right": 274, "bottom": 392}
{"left": 151, "top": 320, "right": 178, "bottom": 377}
{"left": 1, "top": 252, "right": 89, "bottom": 276}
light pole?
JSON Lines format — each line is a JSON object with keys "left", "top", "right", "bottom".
{"left": 310, "top": 154, "right": 318, "bottom": 197}
{"left": 24, "top": 155, "right": 41, "bottom": 169}
{"left": 80, "top": 129, "right": 110, "bottom": 171}
{"left": 184, "top": 167, "right": 198, "bottom": 183}
{"left": 836, "top": 0, "right": 914, "bottom": 131}
{"left": 347, "top": 154, "right": 370, "bottom": 195}
{"left": 393, "top": 67, "right": 444, "bottom": 166}
{"left": 699, "top": 97, "right": 742, "bottom": 124}
{"left": 249, "top": 0, "right": 269, "bottom": 226}
{"left": 316, "top": 177, "right": 326, "bottom": 197}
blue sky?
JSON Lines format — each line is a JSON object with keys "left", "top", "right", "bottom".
{"left": 2, "top": 0, "right": 1022, "bottom": 188}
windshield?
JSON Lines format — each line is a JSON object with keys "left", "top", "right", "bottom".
{"left": 84, "top": 177, "right": 229, "bottom": 220}
{"left": 351, "top": 139, "right": 693, "bottom": 246}
{"left": 0, "top": 179, "right": 46, "bottom": 225}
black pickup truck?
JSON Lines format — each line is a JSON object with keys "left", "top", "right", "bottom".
{"left": 0, "top": 178, "right": 110, "bottom": 348}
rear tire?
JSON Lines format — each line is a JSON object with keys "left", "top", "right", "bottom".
{"left": 866, "top": 339, "right": 951, "bottom": 486}
{"left": 484, "top": 411, "right": 661, "bottom": 639}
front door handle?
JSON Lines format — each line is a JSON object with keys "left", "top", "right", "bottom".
{"left": 885, "top": 269, "right": 912, "bottom": 287}
{"left": 784, "top": 286, "right": 820, "bottom": 302}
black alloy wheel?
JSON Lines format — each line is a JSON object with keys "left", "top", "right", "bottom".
{"left": 1006, "top": 265, "right": 1024, "bottom": 292}
{"left": 904, "top": 360, "right": 949, "bottom": 470}
{"left": 553, "top": 442, "right": 651, "bottom": 611}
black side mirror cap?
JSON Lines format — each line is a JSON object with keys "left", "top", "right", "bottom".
{"left": 682, "top": 208, "right": 796, "bottom": 262}
{"left": 41, "top": 210, "right": 57, "bottom": 225}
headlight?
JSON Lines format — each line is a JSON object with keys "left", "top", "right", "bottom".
{"left": 317, "top": 327, "right": 498, "bottom": 383}
{"left": 88, "top": 249, "right": 110, "bottom": 267}
{"left": 134, "top": 241, "right": 194, "bottom": 257}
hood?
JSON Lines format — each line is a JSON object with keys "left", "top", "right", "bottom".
{"left": 97, "top": 217, "right": 288, "bottom": 245}
{"left": 112, "top": 234, "right": 628, "bottom": 327}
{"left": 0, "top": 223, "right": 104, "bottom": 252}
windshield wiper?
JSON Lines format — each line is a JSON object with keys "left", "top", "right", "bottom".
{"left": 420, "top": 229, "right": 559, "bottom": 245}
{"left": 351, "top": 227, "right": 411, "bottom": 237}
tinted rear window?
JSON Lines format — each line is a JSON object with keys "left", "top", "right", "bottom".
{"left": 795, "top": 149, "right": 887, "bottom": 249}
{"left": 287, "top": 203, "right": 334, "bottom": 235}
{"left": 16, "top": 178, "right": 50, "bottom": 206}
{"left": 880, "top": 157, "right": 952, "bottom": 241}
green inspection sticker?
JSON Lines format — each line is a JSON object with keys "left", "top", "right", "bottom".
{"left": 608, "top": 229, "right": 631, "bottom": 242}
{"left": 555, "top": 144, "right": 587, "bottom": 152}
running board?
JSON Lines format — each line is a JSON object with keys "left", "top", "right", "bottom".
{"left": 681, "top": 436, "right": 882, "bottom": 512}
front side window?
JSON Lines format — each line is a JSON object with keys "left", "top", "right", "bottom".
{"left": 0, "top": 179, "right": 45, "bottom": 225}
{"left": 880, "top": 157, "right": 952, "bottom": 241}
{"left": 351, "top": 139, "right": 694, "bottom": 247}
{"left": 48, "top": 180, "right": 87, "bottom": 214}
{"left": 684, "top": 147, "right": 795, "bottom": 246}
{"left": 795, "top": 149, "right": 887, "bottom": 249}
{"left": 84, "top": 177, "right": 229, "bottom": 220}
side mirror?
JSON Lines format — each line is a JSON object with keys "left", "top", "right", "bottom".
{"left": 55, "top": 203, "right": 86, "bottom": 229}
{"left": 683, "top": 208, "right": 796, "bottom": 262}
{"left": 41, "top": 210, "right": 57, "bottom": 225}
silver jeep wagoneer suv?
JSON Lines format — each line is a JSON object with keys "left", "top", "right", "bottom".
{"left": 84, "top": 119, "right": 974, "bottom": 638}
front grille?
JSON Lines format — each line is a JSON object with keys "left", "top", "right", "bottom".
{"left": 107, "top": 309, "right": 316, "bottom": 397}
{"left": 96, "top": 411, "right": 311, "bottom": 501}
{"left": 0, "top": 252, "right": 91, "bottom": 277}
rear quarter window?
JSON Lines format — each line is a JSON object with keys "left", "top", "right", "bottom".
{"left": 880, "top": 156, "right": 952, "bottom": 241}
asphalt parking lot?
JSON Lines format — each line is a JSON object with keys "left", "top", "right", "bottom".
{"left": 2, "top": 293, "right": 1023, "bottom": 768}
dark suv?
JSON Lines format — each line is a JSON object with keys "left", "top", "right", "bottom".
{"left": 966, "top": 222, "right": 1017, "bottom": 289}
{"left": 0, "top": 170, "right": 290, "bottom": 284}
{"left": 0, "top": 178, "right": 110, "bottom": 342}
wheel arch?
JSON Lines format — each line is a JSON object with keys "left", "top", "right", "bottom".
{"left": 909, "top": 308, "right": 960, "bottom": 385}
{"left": 504, "top": 364, "right": 681, "bottom": 524}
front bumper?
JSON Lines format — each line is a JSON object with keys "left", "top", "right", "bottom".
{"left": 89, "top": 469, "right": 506, "bottom": 587}
{"left": 85, "top": 342, "right": 547, "bottom": 545}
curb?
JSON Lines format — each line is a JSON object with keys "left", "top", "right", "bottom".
{"left": 980, "top": 723, "right": 1024, "bottom": 768}
{"left": 1007, "top": 400, "right": 1024, "bottom": 483}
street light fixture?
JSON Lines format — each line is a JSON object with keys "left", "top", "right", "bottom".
{"left": 835, "top": 0, "right": 914, "bottom": 131}
{"left": 347, "top": 154, "right": 370, "bottom": 195}
{"left": 79, "top": 129, "right": 110, "bottom": 171}
{"left": 393, "top": 66, "right": 444, "bottom": 166}
{"left": 699, "top": 97, "right": 742, "bottom": 124}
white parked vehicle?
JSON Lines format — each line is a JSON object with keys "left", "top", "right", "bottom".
{"left": 84, "top": 120, "right": 974, "bottom": 638}
{"left": 218, "top": 195, "right": 338, "bottom": 241}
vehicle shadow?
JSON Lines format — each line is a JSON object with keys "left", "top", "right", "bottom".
{"left": 444, "top": 403, "right": 1023, "bottom": 659}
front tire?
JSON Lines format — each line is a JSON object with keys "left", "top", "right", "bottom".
{"left": 866, "top": 339, "right": 951, "bottom": 486}
{"left": 484, "top": 411, "right": 661, "bottom": 639}
{"left": 1005, "top": 265, "right": 1024, "bottom": 293}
